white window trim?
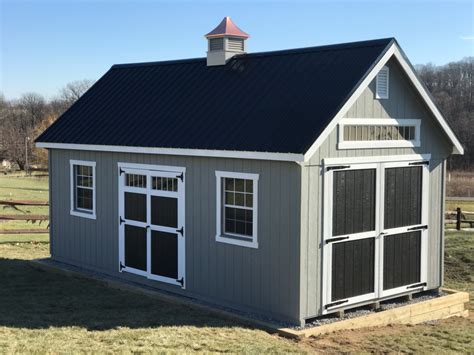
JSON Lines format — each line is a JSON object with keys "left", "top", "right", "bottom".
{"left": 70, "top": 159, "right": 96, "bottom": 219}
{"left": 338, "top": 118, "right": 421, "bottom": 150}
{"left": 215, "top": 171, "right": 259, "bottom": 249}
{"left": 376, "top": 66, "right": 389, "bottom": 99}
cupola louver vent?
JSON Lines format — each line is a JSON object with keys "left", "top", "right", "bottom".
{"left": 209, "top": 38, "right": 224, "bottom": 51}
{"left": 228, "top": 37, "right": 244, "bottom": 51}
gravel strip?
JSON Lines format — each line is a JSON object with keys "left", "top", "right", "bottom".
{"left": 293, "top": 290, "right": 445, "bottom": 330}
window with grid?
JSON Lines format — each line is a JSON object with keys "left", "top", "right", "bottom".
{"left": 215, "top": 171, "right": 258, "bottom": 248}
{"left": 70, "top": 160, "right": 96, "bottom": 218}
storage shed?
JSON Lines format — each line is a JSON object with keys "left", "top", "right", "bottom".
{"left": 36, "top": 18, "right": 464, "bottom": 326}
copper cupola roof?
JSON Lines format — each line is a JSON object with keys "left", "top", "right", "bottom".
{"left": 205, "top": 16, "right": 249, "bottom": 39}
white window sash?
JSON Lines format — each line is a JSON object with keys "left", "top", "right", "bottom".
{"left": 215, "top": 171, "right": 259, "bottom": 249}
{"left": 70, "top": 159, "right": 96, "bottom": 219}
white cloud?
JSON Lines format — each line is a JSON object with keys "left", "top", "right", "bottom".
{"left": 460, "top": 35, "right": 474, "bottom": 40}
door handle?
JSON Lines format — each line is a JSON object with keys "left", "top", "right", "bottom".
{"left": 325, "top": 236, "right": 349, "bottom": 244}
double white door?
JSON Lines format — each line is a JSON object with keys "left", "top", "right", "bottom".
{"left": 323, "top": 158, "right": 429, "bottom": 313}
{"left": 118, "top": 164, "right": 185, "bottom": 288}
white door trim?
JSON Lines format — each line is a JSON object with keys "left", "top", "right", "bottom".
{"left": 118, "top": 162, "right": 186, "bottom": 289}
{"left": 322, "top": 156, "right": 430, "bottom": 313}
{"left": 322, "top": 162, "right": 380, "bottom": 313}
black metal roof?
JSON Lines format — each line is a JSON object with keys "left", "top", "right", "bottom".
{"left": 37, "top": 38, "right": 394, "bottom": 154}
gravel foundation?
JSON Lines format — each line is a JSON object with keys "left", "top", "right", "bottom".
{"left": 294, "top": 290, "right": 445, "bottom": 330}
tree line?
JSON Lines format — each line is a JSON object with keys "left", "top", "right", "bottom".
{"left": 0, "top": 80, "right": 94, "bottom": 170}
{"left": 416, "top": 57, "right": 473, "bottom": 170}
{"left": 0, "top": 57, "right": 472, "bottom": 171}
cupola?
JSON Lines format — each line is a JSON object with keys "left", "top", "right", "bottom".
{"left": 205, "top": 17, "right": 249, "bottom": 66}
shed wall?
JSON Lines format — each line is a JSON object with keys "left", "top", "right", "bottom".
{"left": 49, "top": 151, "right": 302, "bottom": 324}
{"left": 300, "top": 58, "right": 451, "bottom": 320}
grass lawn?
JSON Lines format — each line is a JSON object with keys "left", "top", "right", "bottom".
{"left": 0, "top": 173, "right": 472, "bottom": 352}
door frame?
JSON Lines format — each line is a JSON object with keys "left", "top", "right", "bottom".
{"left": 321, "top": 154, "right": 431, "bottom": 314}
{"left": 117, "top": 162, "right": 186, "bottom": 288}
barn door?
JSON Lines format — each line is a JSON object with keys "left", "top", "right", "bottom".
{"left": 323, "top": 157, "right": 429, "bottom": 313}
{"left": 322, "top": 163, "right": 379, "bottom": 312}
{"left": 118, "top": 164, "right": 185, "bottom": 288}
{"left": 379, "top": 161, "right": 428, "bottom": 298}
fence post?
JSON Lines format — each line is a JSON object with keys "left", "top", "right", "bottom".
{"left": 456, "top": 207, "right": 461, "bottom": 231}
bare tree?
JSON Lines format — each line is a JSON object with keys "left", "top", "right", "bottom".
{"left": 60, "top": 79, "right": 94, "bottom": 107}
{"left": 418, "top": 57, "right": 473, "bottom": 170}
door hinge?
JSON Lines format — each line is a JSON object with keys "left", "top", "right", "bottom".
{"left": 119, "top": 216, "right": 125, "bottom": 225}
{"left": 326, "top": 236, "right": 350, "bottom": 244}
{"left": 177, "top": 277, "right": 184, "bottom": 287}
{"left": 119, "top": 168, "right": 125, "bottom": 175}
{"left": 407, "top": 225, "right": 428, "bottom": 231}
{"left": 326, "top": 165, "right": 350, "bottom": 171}
{"left": 409, "top": 161, "right": 429, "bottom": 166}
{"left": 176, "top": 172, "right": 184, "bottom": 182}
{"left": 325, "top": 299, "right": 349, "bottom": 309}
{"left": 176, "top": 226, "right": 184, "bottom": 236}
{"left": 119, "top": 262, "right": 126, "bottom": 271}
{"left": 407, "top": 282, "right": 426, "bottom": 289}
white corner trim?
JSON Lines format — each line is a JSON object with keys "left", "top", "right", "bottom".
{"left": 69, "top": 159, "right": 96, "bottom": 220}
{"left": 303, "top": 42, "right": 463, "bottom": 161}
{"left": 36, "top": 142, "right": 304, "bottom": 162}
{"left": 337, "top": 118, "right": 421, "bottom": 150}
{"left": 215, "top": 170, "right": 259, "bottom": 249}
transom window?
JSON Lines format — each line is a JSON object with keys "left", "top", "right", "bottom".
{"left": 215, "top": 171, "right": 259, "bottom": 249}
{"left": 70, "top": 160, "right": 96, "bottom": 219}
{"left": 126, "top": 174, "right": 146, "bottom": 188}
{"left": 338, "top": 119, "right": 421, "bottom": 149}
{"left": 152, "top": 176, "right": 178, "bottom": 192}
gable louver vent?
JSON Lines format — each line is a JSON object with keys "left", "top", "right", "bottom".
{"left": 376, "top": 66, "right": 389, "bottom": 99}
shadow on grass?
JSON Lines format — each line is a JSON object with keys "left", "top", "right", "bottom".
{"left": 0, "top": 257, "right": 242, "bottom": 331}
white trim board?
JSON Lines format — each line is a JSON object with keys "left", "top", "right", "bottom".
{"left": 36, "top": 142, "right": 304, "bottom": 163}
{"left": 303, "top": 42, "right": 463, "bottom": 161}
{"left": 323, "top": 154, "right": 431, "bottom": 166}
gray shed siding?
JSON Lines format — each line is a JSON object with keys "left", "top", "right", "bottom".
{"left": 49, "top": 151, "right": 302, "bottom": 324}
{"left": 299, "top": 58, "right": 451, "bottom": 320}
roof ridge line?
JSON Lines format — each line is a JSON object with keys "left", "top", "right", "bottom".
{"left": 111, "top": 38, "right": 395, "bottom": 70}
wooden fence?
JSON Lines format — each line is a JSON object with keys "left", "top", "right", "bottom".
{"left": 0, "top": 200, "right": 49, "bottom": 235}
{"left": 445, "top": 207, "right": 474, "bottom": 230}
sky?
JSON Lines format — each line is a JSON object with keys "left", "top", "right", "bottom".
{"left": 1, "top": 0, "right": 473, "bottom": 100}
